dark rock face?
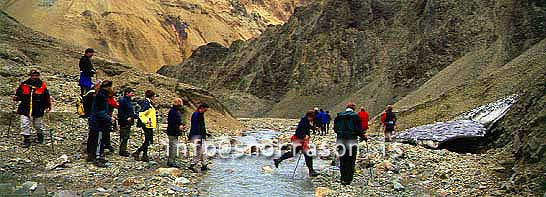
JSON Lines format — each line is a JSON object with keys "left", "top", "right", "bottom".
{"left": 159, "top": 0, "right": 546, "bottom": 118}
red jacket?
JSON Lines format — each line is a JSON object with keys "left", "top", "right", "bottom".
{"left": 358, "top": 111, "right": 369, "bottom": 130}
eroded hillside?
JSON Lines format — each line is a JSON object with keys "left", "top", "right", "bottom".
{"left": 1, "top": 0, "right": 308, "bottom": 71}
{"left": 160, "top": 0, "right": 545, "bottom": 119}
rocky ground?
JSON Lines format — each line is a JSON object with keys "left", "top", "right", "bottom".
{"left": 0, "top": 117, "right": 538, "bottom": 196}
{"left": 239, "top": 118, "right": 524, "bottom": 197}
{"left": 0, "top": 112, "right": 216, "bottom": 196}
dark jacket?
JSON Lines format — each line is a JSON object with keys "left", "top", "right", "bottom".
{"left": 295, "top": 116, "right": 313, "bottom": 139}
{"left": 79, "top": 55, "right": 94, "bottom": 77}
{"left": 91, "top": 88, "right": 110, "bottom": 119}
{"left": 381, "top": 110, "right": 397, "bottom": 131}
{"left": 189, "top": 111, "right": 206, "bottom": 139}
{"left": 117, "top": 96, "right": 137, "bottom": 127}
{"left": 14, "top": 79, "right": 51, "bottom": 117}
{"left": 167, "top": 106, "right": 186, "bottom": 136}
{"left": 334, "top": 109, "right": 364, "bottom": 140}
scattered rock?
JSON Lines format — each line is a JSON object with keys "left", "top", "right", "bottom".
{"left": 174, "top": 177, "right": 191, "bottom": 185}
{"left": 54, "top": 190, "right": 77, "bottom": 197}
{"left": 315, "top": 187, "right": 335, "bottom": 197}
{"left": 47, "top": 154, "right": 70, "bottom": 170}
{"left": 154, "top": 167, "right": 183, "bottom": 177}
{"left": 262, "top": 165, "right": 274, "bottom": 173}
{"left": 122, "top": 177, "right": 138, "bottom": 187}
{"left": 392, "top": 180, "right": 405, "bottom": 191}
{"left": 22, "top": 181, "right": 37, "bottom": 191}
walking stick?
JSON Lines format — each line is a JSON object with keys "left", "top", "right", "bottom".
{"left": 6, "top": 101, "right": 16, "bottom": 138}
{"left": 292, "top": 153, "right": 303, "bottom": 179}
{"left": 47, "top": 112, "right": 54, "bottom": 153}
{"left": 364, "top": 140, "right": 374, "bottom": 181}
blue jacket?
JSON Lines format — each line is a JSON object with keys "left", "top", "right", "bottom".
{"left": 317, "top": 111, "right": 329, "bottom": 124}
{"left": 295, "top": 117, "right": 312, "bottom": 139}
{"left": 117, "top": 96, "right": 137, "bottom": 127}
{"left": 189, "top": 111, "right": 206, "bottom": 139}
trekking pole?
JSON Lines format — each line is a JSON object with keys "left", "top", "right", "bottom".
{"left": 292, "top": 152, "right": 303, "bottom": 179}
{"left": 364, "top": 140, "right": 374, "bottom": 181}
{"left": 6, "top": 100, "right": 16, "bottom": 138}
{"left": 47, "top": 112, "right": 55, "bottom": 153}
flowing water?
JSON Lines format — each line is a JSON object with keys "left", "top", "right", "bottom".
{"left": 198, "top": 129, "right": 329, "bottom": 197}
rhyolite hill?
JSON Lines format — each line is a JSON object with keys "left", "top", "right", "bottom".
{"left": 159, "top": 0, "right": 546, "bottom": 194}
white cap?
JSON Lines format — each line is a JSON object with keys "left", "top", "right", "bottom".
{"left": 314, "top": 107, "right": 319, "bottom": 111}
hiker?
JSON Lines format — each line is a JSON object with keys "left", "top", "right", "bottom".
{"left": 380, "top": 105, "right": 397, "bottom": 142}
{"left": 81, "top": 81, "right": 101, "bottom": 118}
{"left": 188, "top": 103, "right": 210, "bottom": 172}
{"left": 325, "top": 111, "right": 332, "bottom": 133}
{"left": 86, "top": 80, "right": 114, "bottom": 167}
{"left": 101, "top": 91, "right": 119, "bottom": 153}
{"left": 273, "top": 110, "right": 319, "bottom": 177}
{"left": 358, "top": 106, "right": 370, "bottom": 133}
{"left": 13, "top": 69, "right": 51, "bottom": 148}
{"left": 312, "top": 107, "right": 320, "bottom": 135}
{"left": 79, "top": 48, "right": 96, "bottom": 96}
{"left": 167, "top": 98, "right": 187, "bottom": 168}
{"left": 117, "top": 88, "right": 137, "bottom": 157}
{"left": 132, "top": 90, "right": 157, "bottom": 162}
{"left": 334, "top": 102, "right": 367, "bottom": 185}
{"left": 318, "top": 109, "right": 328, "bottom": 135}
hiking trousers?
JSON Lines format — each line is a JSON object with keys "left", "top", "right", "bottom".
{"left": 278, "top": 145, "right": 314, "bottom": 172}
{"left": 191, "top": 137, "right": 206, "bottom": 165}
{"left": 168, "top": 135, "right": 179, "bottom": 164}
{"left": 336, "top": 139, "right": 359, "bottom": 184}
{"left": 20, "top": 115, "right": 43, "bottom": 136}
{"left": 136, "top": 128, "right": 153, "bottom": 157}
{"left": 119, "top": 126, "right": 131, "bottom": 154}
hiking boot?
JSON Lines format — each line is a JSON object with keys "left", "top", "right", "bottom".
{"left": 119, "top": 151, "right": 130, "bottom": 157}
{"left": 273, "top": 159, "right": 281, "bottom": 168}
{"left": 36, "top": 133, "right": 44, "bottom": 144}
{"left": 96, "top": 157, "right": 109, "bottom": 163}
{"left": 341, "top": 181, "right": 351, "bottom": 186}
{"left": 200, "top": 165, "right": 209, "bottom": 172}
{"left": 131, "top": 152, "right": 140, "bottom": 161}
{"left": 141, "top": 155, "right": 150, "bottom": 162}
{"left": 309, "top": 170, "right": 319, "bottom": 177}
{"left": 86, "top": 155, "right": 96, "bottom": 162}
{"left": 105, "top": 146, "right": 115, "bottom": 153}
{"left": 94, "top": 160, "right": 107, "bottom": 168}
{"left": 22, "top": 136, "right": 31, "bottom": 148}
{"left": 189, "top": 164, "right": 199, "bottom": 173}
{"left": 167, "top": 162, "right": 180, "bottom": 168}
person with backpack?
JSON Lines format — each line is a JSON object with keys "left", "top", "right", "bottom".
{"left": 380, "top": 105, "right": 397, "bottom": 142}
{"left": 86, "top": 80, "right": 114, "bottom": 167}
{"left": 325, "top": 111, "right": 332, "bottom": 134}
{"left": 13, "top": 69, "right": 51, "bottom": 148}
{"left": 188, "top": 103, "right": 210, "bottom": 172}
{"left": 132, "top": 90, "right": 157, "bottom": 162}
{"left": 81, "top": 81, "right": 101, "bottom": 118}
{"left": 312, "top": 107, "right": 320, "bottom": 135}
{"left": 117, "top": 88, "right": 137, "bottom": 157}
{"left": 318, "top": 109, "right": 328, "bottom": 135}
{"left": 273, "top": 110, "right": 319, "bottom": 177}
{"left": 358, "top": 106, "right": 370, "bottom": 133}
{"left": 79, "top": 48, "right": 96, "bottom": 97}
{"left": 333, "top": 102, "right": 367, "bottom": 185}
{"left": 167, "top": 98, "right": 187, "bottom": 168}
{"left": 102, "top": 91, "right": 119, "bottom": 153}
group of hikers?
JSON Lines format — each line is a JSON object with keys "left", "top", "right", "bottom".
{"left": 274, "top": 103, "right": 397, "bottom": 185}
{"left": 11, "top": 48, "right": 398, "bottom": 185}
{"left": 13, "top": 48, "right": 210, "bottom": 172}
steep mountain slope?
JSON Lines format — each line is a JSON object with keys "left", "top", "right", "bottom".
{"left": 160, "top": 0, "right": 545, "bottom": 118}
{"left": 0, "top": 10, "right": 241, "bottom": 133}
{"left": 0, "top": 0, "right": 307, "bottom": 71}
